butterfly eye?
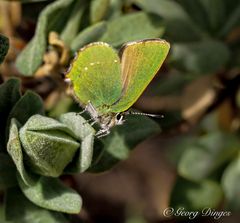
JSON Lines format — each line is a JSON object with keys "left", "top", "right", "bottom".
{"left": 116, "top": 113, "right": 122, "bottom": 121}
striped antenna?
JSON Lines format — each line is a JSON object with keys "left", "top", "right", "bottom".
{"left": 125, "top": 110, "right": 164, "bottom": 118}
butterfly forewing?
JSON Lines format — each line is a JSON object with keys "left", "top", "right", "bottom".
{"left": 110, "top": 39, "right": 170, "bottom": 112}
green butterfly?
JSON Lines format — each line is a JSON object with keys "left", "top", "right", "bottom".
{"left": 66, "top": 39, "right": 170, "bottom": 137}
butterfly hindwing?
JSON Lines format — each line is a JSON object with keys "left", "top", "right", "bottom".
{"left": 110, "top": 39, "right": 170, "bottom": 112}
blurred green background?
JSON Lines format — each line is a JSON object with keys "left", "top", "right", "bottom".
{"left": 0, "top": 0, "right": 240, "bottom": 222}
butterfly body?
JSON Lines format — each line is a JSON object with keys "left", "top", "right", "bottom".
{"left": 66, "top": 39, "right": 170, "bottom": 137}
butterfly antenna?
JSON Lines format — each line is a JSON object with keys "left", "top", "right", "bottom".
{"left": 126, "top": 111, "right": 164, "bottom": 118}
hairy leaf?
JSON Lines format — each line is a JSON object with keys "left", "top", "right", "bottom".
{"left": 60, "top": 113, "right": 95, "bottom": 173}
{"left": 90, "top": 115, "right": 160, "bottom": 172}
{"left": 170, "top": 177, "right": 223, "bottom": 211}
{"left": 5, "top": 187, "right": 68, "bottom": 223}
{"left": 16, "top": 0, "right": 75, "bottom": 75}
{"left": 0, "top": 78, "right": 21, "bottom": 149}
{"left": 71, "top": 21, "right": 107, "bottom": 51}
{"left": 0, "top": 34, "right": 9, "bottom": 64}
{"left": 7, "top": 119, "right": 37, "bottom": 186}
{"left": 18, "top": 176, "right": 82, "bottom": 214}
{"left": 101, "top": 12, "right": 164, "bottom": 47}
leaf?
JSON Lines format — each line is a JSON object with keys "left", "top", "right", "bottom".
{"left": 220, "top": 3, "right": 240, "bottom": 37}
{"left": 71, "top": 21, "right": 107, "bottom": 51}
{"left": 222, "top": 158, "right": 240, "bottom": 211}
{"left": 5, "top": 187, "right": 68, "bottom": 223}
{"left": 6, "top": 90, "right": 44, "bottom": 139}
{"left": 0, "top": 78, "right": 21, "bottom": 149}
{"left": 175, "top": 0, "right": 209, "bottom": 31}
{"left": 19, "top": 115, "right": 80, "bottom": 177}
{"left": 101, "top": 12, "right": 164, "bottom": 47}
{"left": 0, "top": 34, "right": 9, "bottom": 64}
{"left": 106, "top": 0, "right": 123, "bottom": 19}
{"left": 16, "top": 0, "right": 76, "bottom": 75}
{"left": 7, "top": 118, "right": 37, "bottom": 186}
{"left": 133, "top": 0, "right": 202, "bottom": 42}
{"left": 0, "top": 205, "right": 12, "bottom": 223}
{"left": 170, "top": 177, "right": 223, "bottom": 211}
{"left": 60, "top": 0, "right": 87, "bottom": 46}
{"left": 178, "top": 132, "right": 239, "bottom": 181}
{"left": 18, "top": 176, "right": 82, "bottom": 214}
{"left": 59, "top": 113, "right": 95, "bottom": 173}
{"left": 90, "top": 0, "right": 110, "bottom": 24}
{"left": 198, "top": 0, "right": 226, "bottom": 33}
{"left": 0, "top": 153, "right": 17, "bottom": 189}
{"left": 171, "top": 40, "right": 230, "bottom": 74}
{"left": 90, "top": 115, "right": 160, "bottom": 172}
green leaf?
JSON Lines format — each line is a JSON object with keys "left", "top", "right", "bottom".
{"left": 178, "top": 132, "right": 239, "bottom": 181}
{"left": 170, "top": 177, "right": 223, "bottom": 211}
{"left": 171, "top": 40, "right": 230, "bottom": 74}
{"left": 0, "top": 34, "right": 9, "bottom": 64}
{"left": 199, "top": 0, "right": 226, "bottom": 33}
{"left": 71, "top": 21, "right": 107, "bottom": 51}
{"left": 106, "top": 0, "right": 123, "bottom": 19}
{"left": 90, "top": 0, "right": 110, "bottom": 24}
{"left": 0, "top": 78, "right": 21, "bottom": 149}
{"left": 60, "top": 0, "right": 87, "bottom": 46}
{"left": 16, "top": 0, "right": 76, "bottom": 75}
{"left": 133, "top": 0, "right": 202, "bottom": 42}
{"left": 222, "top": 157, "right": 240, "bottom": 211}
{"left": 101, "top": 12, "right": 164, "bottom": 47}
{"left": 5, "top": 187, "right": 68, "bottom": 223}
{"left": 19, "top": 115, "right": 80, "bottom": 177}
{"left": 90, "top": 115, "right": 160, "bottom": 172}
{"left": 18, "top": 176, "right": 82, "bottom": 214}
{"left": 7, "top": 118, "right": 37, "bottom": 186}
{"left": 0, "top": 205, "right": 12, "bottom": 223}
{"left": 6, "top": 90, "right": 44, "bottom": 139}
{"left": 220, "top": 3, "right": 240, "bottom": 37}
{"left": 0, "top": 153, "right": 17, "bottom": 189}
{"left": 59, "top": 113, "right": 95, "bottom": 173}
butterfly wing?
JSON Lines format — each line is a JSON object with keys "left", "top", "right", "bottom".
{"left": 110, "top": 39, "right": 170, "bottom": 113}
{"left": 66, "top": 42, "right": 122, "bottom": 112}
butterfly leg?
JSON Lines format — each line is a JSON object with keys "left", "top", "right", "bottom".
{"left": 95, "top": 128, "right": 110, "bottom": 138}
{"left": 90, "top": 120, "right": 98, "bottom": 126}
{"left": 76, "top": 101, "right": 92, "bottom": 115}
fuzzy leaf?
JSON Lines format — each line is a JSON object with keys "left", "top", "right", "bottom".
{"left": 171, "top": 40, "right": 230, "bottom": 74}
{"left": 133, "top": 0, "right": 202, "bottom": 42}
{"left": 175, "top": 0, "right": 209, "bottom": 31}
{"left": 16, "top": 0, "right": 75, "bottom": 75}
{"left": 0, "top": 78, "right": 21, "bottom": 149}
{"left": 222, "top": 158, "right": 240, "bottom": 211}
{"left": 90, "top": 115, "right": 160, "bottom": 172}
{"left": 101, "top": 12, "right": 164, "bottom": 47}
{"left": 60, "top": 113, "right": 95, "bottom": 173}
{"left": 170, "top": 177, "right": 223, "bottom": 210}
{"left": 90, "top": 0, "right": 110, "bottom": 24}
{"left": 7, "top": 119, "right": 37, "bottom": 186}
{"left": 5, "top": 187, "right": 68, "bottom": 223}
{"left": 106, "top": 0, "right": 123, "bottom": 19}
{"left": 0, "top": 153, "right": 17, "bottom": 189}
{"left": 198, "top": 0, "right": 226, "bottom": 33}
{"left": 178, "top": 132, "right": 239, "bottom": 181}
{"left": 6, "top": 90, "right": 44, "bottom": 139}
{"left": 71, "top": 21, "right": 107, "bottom": 51}
{"left": 0, "top": 34, "right": 9, "bottom": 64}
{"left": 18, "top": 176, "right": 82, "bottom": 214}
{"left": 60, "top": 0, "right": 87, "bottom": 46}
{"left": 19, "top": 115, "right": 80, "bottom": 177}
{"left": 220, "top": 3, "right": 240, "bottom": 37}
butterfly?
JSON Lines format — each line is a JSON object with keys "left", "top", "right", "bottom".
{"left": 65, "top": 38, "right": 170, "bottom": 137}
